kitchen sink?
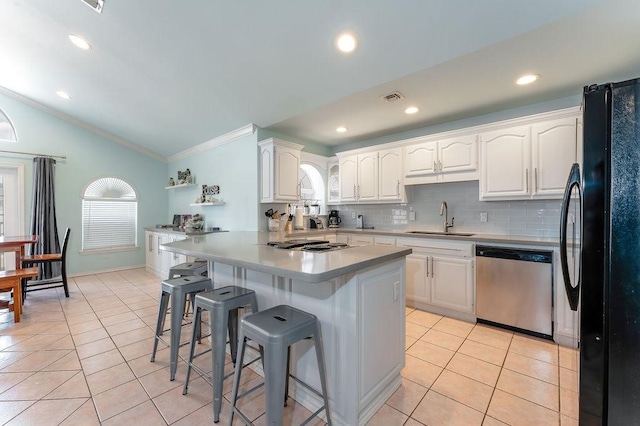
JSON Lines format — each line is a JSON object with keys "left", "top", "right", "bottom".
{"left": 405, "top": 231, "right": 475, "bottom": 237}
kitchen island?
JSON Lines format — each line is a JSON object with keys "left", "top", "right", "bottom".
{"left": 161, "top": 231, "right": 411, "bottom": 426}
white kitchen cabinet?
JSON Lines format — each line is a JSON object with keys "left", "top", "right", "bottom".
{"left": 351, "top": 234, "right": 374, "bottom": 246}
{"left": 430, "top": 256, "right": 474, "bottom": 313}
{"left": 339, "top": 155, "right": 358, "bottom": 202}
{"left": 338, "top": 148, "right": 405, "bottom": 203}
{"left": 327, "top": 160, "right": 340, "bottom": 203}
{"left": 357, "top": 152, "right": 379, "bottom": 202}
{"left": 145, "top": 231, "right": 159, "bottom": 274}
{"left": 480, "top": 116, "right": 579, "bottom": 200}
{"left": 480, "top": 125, "right": 531, "bottom": 199}
{"left": 404, "top": 134, "right": 478, "bottom": 184}
{"left": 405, "top": 254, "right": 430, "bottom": 305}
{"left": 259, "top": 138, "right": 303, "bottom": 203}
{"left": 397, "top": 238, "right": 475, "bottom": 319}
{"left": 378, "top": 148, "right": 404, "bottom": 201}
{"left": 145, "top": 231, "right": 192, "bottom": 278}
{"left": 336, "top": 233, "right": 350, "bottom": 244}
{"left": 531, "top": 117, "right": 579, "bottom": 198}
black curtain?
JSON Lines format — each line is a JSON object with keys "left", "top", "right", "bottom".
{"left": 30, "top": 157, "right": 60, "bottom": 279}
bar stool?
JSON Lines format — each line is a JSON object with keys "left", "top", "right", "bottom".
{"left": 182, "top": 286, "right": 259, "bottom": 423}
{"left": 167, "top": 260, "right": 208, "bottom": 317}
{"left": 229, "top": 305, "right": 332, "bottom": 426}
{"left": 150, "top": 276, "right": 214, "bottom": 380}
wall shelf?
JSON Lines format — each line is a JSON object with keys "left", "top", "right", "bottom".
{"left": 189, "top": 202, "right": 225, "bottom": 207}
{"left": 165, "top": 183, "right": 197, "bottom": 190}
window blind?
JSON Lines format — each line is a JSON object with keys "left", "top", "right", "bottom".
{"left": 82, "top": 200, "right": 137, "bottom": 250}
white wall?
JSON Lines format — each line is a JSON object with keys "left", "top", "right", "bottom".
{"left": 0, "top": 92, "right": 167, "bottom": 275}
{"left": 167, "top": 131, "right": 260, "bottom": 231}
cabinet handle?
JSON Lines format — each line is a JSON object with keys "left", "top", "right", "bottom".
{"left": 535, "top": 168, "right": 538, "bottom": 192}
{"left": 439, "top": 160, "right": 443, "bottom": 172}
{"left": 357, "top": 185, "right": 360, "bottom": 200}
{"left": 298, "top": 183, "right": 301, "bottom": 199}
{"left": 157, "top": 236, "right": 161, "bottom": 256}
{"left": 526, "top": 168, "right": 529, "bottom": 192}
{"left": 148, "top": 235, "right": 153, "bottom": 252}
{"left": 396, "top": 180, "right": 400, "bottom": 197}
{"left": 434, "top": 161, "right": 437, "bottom": 172}
{"left": 431, "top": 256, "right": 435, "bottom": 278}
{"left": 353, "top": 184, "right": 356, "bottom": 199}
{"left": 426, "top": 256, "right": 429, "bottom": 276}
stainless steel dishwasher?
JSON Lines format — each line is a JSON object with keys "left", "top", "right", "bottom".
{"left": 476, "top": 245, "right": 553, "bottom": 339}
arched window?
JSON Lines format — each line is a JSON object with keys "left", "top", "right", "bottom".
{"left": 82, "top": 177, "right": 138, "bottom": 251}
{"left": 0, "top": 109, "right": 18, "bottom": 142}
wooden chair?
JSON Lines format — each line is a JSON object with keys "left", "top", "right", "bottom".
{"left": 21, "top": 228, "right": 70, "bottom": 298}
{"left": 0, "top": 267, "right": 38, "bottom": 322}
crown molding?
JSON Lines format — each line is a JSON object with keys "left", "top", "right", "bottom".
{"left": 0, "top": 86, "right": 166, "bottom": 162}
{"left": 167, "top": 123, "right": 256, "bottom": 163}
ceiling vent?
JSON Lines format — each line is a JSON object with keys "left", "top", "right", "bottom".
{"left": 380, "top": 91, "right": 405, "bottom": 103}
{"left": 82, "top": 0, "right": 104, "bottom": 13}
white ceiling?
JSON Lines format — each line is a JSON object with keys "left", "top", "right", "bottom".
{"left": 1, "top": 0, "right": 639, "bottom": 159}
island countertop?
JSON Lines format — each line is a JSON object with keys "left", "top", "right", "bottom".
{"left": 160, "top": 231, "right": 412, "bottom": 283}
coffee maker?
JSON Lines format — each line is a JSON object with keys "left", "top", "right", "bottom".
{"left": 328, "top": 210, "right": 341, "bottom": 228}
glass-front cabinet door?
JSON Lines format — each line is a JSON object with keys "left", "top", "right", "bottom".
{"left": 327, "top": 161, "right": 339, "bottom": 203}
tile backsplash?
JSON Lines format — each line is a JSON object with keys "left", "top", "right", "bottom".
{"left": 331, "top": 181, "right": 561, "bottom": 238}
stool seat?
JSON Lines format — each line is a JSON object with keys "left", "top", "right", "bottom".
{"left": 168, "top": 261, "right": 207, "bottom": 278}
{"left": 183, "top": 286, "right": 259, "bottom": 423}
{"left": 151, "top": 276, "right": 214, "bottom": 381}
{"left": 230, "top": 305, "right": 332, "bottom": 425}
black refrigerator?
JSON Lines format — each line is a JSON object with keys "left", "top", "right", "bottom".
{"left": 560, "top": 77, "right": 640, "bottom": 425}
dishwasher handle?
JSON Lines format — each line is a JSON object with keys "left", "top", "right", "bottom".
{"left": 476, "top": 245, "right": 552, "bottom": 263}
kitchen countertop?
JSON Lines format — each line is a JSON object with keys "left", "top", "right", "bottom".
{"left": 144, "top": 226, "right": 226, "bottom": 237}
{"left": 284, "top": 228, "right": 560, "bottom": 247}
{"left": 160, "top": 231, "right": 412, "bottom": 283}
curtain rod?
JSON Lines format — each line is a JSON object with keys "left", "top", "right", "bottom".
{"left": 0, "top": 149, "right": 66, "bottom": 160}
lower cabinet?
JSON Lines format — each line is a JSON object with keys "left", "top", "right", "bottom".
{"left": 397, "top": 238, "right": 475, "bottom": 318}
{"left": 145, "top": 230, "right": 189, "bottom": 278}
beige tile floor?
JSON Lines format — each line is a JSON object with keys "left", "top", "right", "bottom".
{"left": 0, "top": 268, "right": 579, "bottom": 425}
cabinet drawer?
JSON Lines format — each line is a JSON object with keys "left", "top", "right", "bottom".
{"left": 351, "top": 235, "right": 374, "bottom": 245}
{"left": 374, "top": 236, "right": 396, "bottom": 246}
{"left": 396, "top": 238, "right": 473, "bottom": 257}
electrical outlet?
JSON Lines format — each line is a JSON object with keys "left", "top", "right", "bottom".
{"left": 480, "top": 212, "right": 488, "bottom": 222}
{"left": 351, "top": 212, "right": 356, "bottom": 219}
{"left": 409, "top": 211, "right": 416, "bottom": 221}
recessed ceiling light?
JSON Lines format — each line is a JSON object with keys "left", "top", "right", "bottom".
{"left": 336, "top": 126, "right": 348, "bottom": 133}
{"left": 56, "top": 91, "right": 71, "bottom": 99}
{"left": 405, "top": 106, "right": 420, "bottom": 115}
{"left": 516, "top": 74, "right": 539, "bottom": 85}
{"left": 68, "top": 34, "right": 91, "bottom": 50}
{"left": 336, "top": 33, "right": 358, "bottom": 53}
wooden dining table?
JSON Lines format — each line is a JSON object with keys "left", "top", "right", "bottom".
{"left": 0, "top": 235, "right": 39, "bottom": 322}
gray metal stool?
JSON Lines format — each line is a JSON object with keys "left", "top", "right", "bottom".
{"left": 167, "top": 260, "right": 208, "bottom": 317}
{"left": 229, "top": 305, "right": 332, "bottom": 426}
{"left": 182, "top": 286, "right": 259, "bottom": 423}
{"left": 168, "top": 260, "right": 208, "bottom": 279}
{"left": 150, "top": 276, "right": 214, "bottom": 380}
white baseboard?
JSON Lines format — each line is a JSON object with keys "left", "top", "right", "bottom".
{"left": 69, "top": 264, "right": 147, "bottom": 278}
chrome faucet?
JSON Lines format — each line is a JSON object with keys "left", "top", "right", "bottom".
{"left": 440, "top": 201, "right": 454, "bottom": 232}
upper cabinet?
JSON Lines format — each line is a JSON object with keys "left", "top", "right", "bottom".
{"left": 338, "top": 147, "right": 405, "bottom": 204}
{"left": 327, "top": 160, "right": 340, "bottom": 204}
{"left": 404, "top": 134, "right": 478, "bottom": 185}
{"left": 480, "top": 115, "right": 578, "bottom": 200}
{"left": 259, "top": 138, "right": 303, "bottom": 203}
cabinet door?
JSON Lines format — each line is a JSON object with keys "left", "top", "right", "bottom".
{"left": 327, "top": 162, "right": 340, "bottom": 203}
{"left": 274, "top": 146, "right": 301, "bottom": 201}
{"left": 336, "top": 233, "right": 350, "bottom": 244}
{"left": 339, "top": 155, "right": 358, "bottom": 202}
{"left": 531, "top": 117, "right": 577, "bottom": 199}
{"left": 357, "top": 153, "right": 379, "bottom": 202}
{"left": 351, "top": 234, "right": 374, "bottom": 246}
{"left": 378, "top": 148, "right": 403, "bottom": 201}
{"left": 405, "top": 254, "right": 430, "bottom": 304}
{"left": 260, "top": 145, "right": 274, "bottom": 202}
{"left": 430, "top": 256, "right": 474, "bottom": 313}
{"left": 145, "top": 231, "right": 156, "bottom": 272}
{"left": 480, "top": 125, "right": 531, "bottom": 200}
{"left": 438, "top": 134, "right": 478, "bottom": 174}
{"left": 158, "top": 234, "right": 173, "bottom": 279}
{"left": 405, "top": 140, "right": 438, "bottom": 178}
{"left": 374, "top": 236, "right": 396, "bottom": 246}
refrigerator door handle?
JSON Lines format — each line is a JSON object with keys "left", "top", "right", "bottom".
{"left": 560, "top": 163, "right": 581, "bottom": 311}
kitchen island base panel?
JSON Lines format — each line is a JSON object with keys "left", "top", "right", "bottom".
{"left": 407, "top": 300, "right": 477, "bottom": 324}
{"left": 211, "top": 258, "right": 406, "bottom": 426}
